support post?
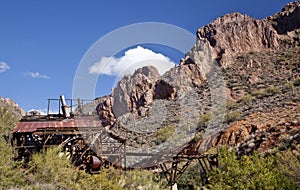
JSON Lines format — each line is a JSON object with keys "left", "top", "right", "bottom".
{"left": 60, "top": 95, "right": 70, "bottom": 118}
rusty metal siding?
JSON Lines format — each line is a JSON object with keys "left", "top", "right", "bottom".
{"left": 12, "top": 118, "right": 101, "bottom": 133}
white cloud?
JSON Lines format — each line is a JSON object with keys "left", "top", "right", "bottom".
{"left": 25, "top": 71, "right": 50, "bottom": 79}
{"left": 0, "top": 61, "right": 10, "bottom": 73}
{"left": 89, "top": 46, "right": 176, "bottom": 76}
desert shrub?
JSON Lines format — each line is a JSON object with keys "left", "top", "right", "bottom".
{"left": 225, "top": 111, "right": 242, "bottom": 123}
{"left": 119, "top": 169, "right": 167, "bottom": 190}
{"left": 286, "top": 64, "right": 293, "bottom": 70}
{"left": 198, "top": 113, "right": 212, "bottom": 129}
{"left": 156, "top": 125, "right": 176, "bottom": 144}
{"left": 252, "top": 86, "right": 281, "bottom": 98}
{"left": 265, "top": 85, "right": 281, "bottom": 95}
{"left": 252, "top": 89, "right": 268, "bottom": 98}
{"left": 276, "top": 150, "right": 300, "bottom": 187}
{"left": 285, "top": 81, "right": 294, "bottom": 90}
{"left": 76, "top": 169, "right": 122, "bottom": 190}
{"left": 177, "top": 161, "right": 204, "bottom": 189}
{"left": 294, "top": 77, "right": 300, "bottom": 86}
{"left": 240, "top": 94, "right": 254, "bottom": 103}
{"left": 0, "top": 138, "right": 26, "bottom": 188}
{"left": 28, "top": 147, "right": 80, "bottom": 189}
{"left": 208, "top": 147, "right": 298, "bottom": 190}
{"left": 226, "top": 101, "right": 238, "bottom": 110}
{"left": 249, "top": 51, "right": 257, "bottom": 55}
{"left": 284, "top": 52, "right": 294, "bottom": 59}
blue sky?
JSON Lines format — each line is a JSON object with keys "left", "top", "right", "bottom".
{"left": 0, "top": 0, "right": 291, "bottom": 112}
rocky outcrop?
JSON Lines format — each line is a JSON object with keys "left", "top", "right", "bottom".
{"left": 0, "top": 97, "right": 25, "bottom": 119}
{"left": 112, "top": 66, "right": 160, "bottom": 119}
{"left": 162, "top": 56, "right": 206, "bottom": 92}
{"left": 271, "top": 1, "right": 300, "bottom": 34}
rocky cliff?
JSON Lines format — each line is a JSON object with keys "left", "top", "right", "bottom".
{"left": 197, "top": 1, "right": 300, "bottom": 68}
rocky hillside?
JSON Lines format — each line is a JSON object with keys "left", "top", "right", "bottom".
{"left": 91, "top": 2, "right": 300, "bottom": 162}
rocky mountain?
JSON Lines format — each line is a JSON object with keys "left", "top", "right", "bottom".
{"left": 93, "top": 1, "right": 300, "bottom": 160}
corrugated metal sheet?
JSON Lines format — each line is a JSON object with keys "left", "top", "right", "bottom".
{"left": 12, "top": 118, "right": 102, "bottom": 133}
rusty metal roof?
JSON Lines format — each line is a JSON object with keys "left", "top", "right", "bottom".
{"left": 12, "top": 118, "right": 102, "bottom": 133}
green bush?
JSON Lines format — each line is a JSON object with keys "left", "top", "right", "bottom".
{"left": 208, "top": 147, "right": 298, "bottom": 190}
{"left": 177, "top": 161, "right": 204, "bottom": 189}
{"left": 294, "top": 77, "right": 300, "bottom": 86}
{"left": 76, "top": 169, "right": 122, "bottom": 190}
{"left": 252, "top": 86, "right": 281, "bottom": 98}
{"left": 0, "top": 138, "right": 26, "bottom": 188}
{"left": 249, "top": 51, "right": 257, "bottom": 55}
{"left": 239, "top": 94, "right": 255, "bottom": 103}
{"left": 265, "top": 86, "right": 281, "bottom": 95}
{"left": 252, "top": 89, "right": 268, "bottom": 98}
{"left": 29, "top": 147, "right": 80, "bottom": 189}
{"left": 119, "top": 169, "right": 166, "bottom": 190}
{"left": 156, "top": 125, "right": 176, "bottom": 144}
{"left": 226, "top": 101, "right": 238, "bottom": 110}
{"left": 285, "top": 81, "right": 294, "bottom": 89}
{"left": 276, "top": 150, "right": 300, "bottom": 187}
{"left": 284, "top": 52, "right": 294, "bottom": 59}
{"left": 225, "top": 111, "right": 242, "bottom": 123}
{"left": 198, "top": 113, "right": 212, "bottom": 129}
